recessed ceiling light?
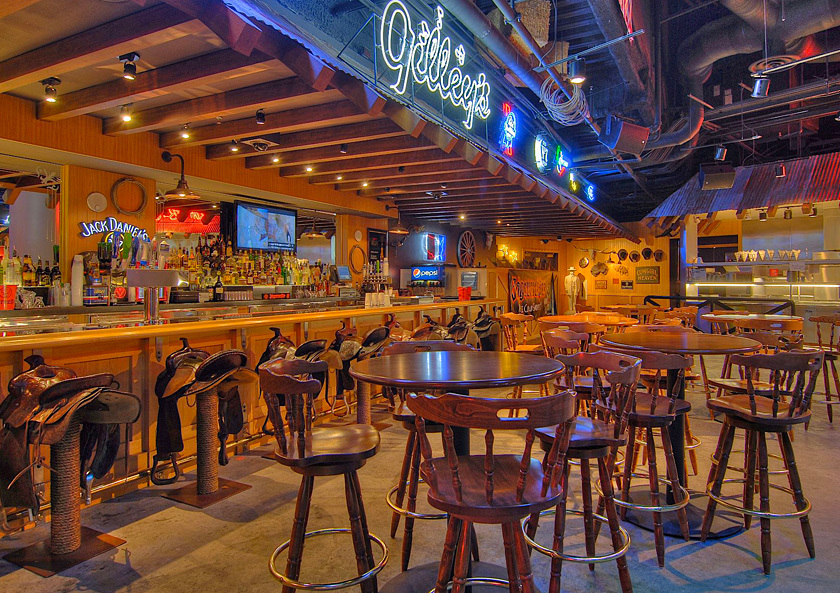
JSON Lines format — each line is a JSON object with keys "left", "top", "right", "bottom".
{"left": 497, "top": 220, "right": 501, "bottom": 224}
{"left": 120, "top": 104, "right": 132, "bottom": 122}
{"left": 305, "top": 166, "right": 313, "bottom": 172}
{"left": 40, "top": 77, "right": 60, "bottom": 102}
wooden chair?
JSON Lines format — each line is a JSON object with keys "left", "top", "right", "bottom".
{"left": 542, "top": 328, "right": 595, "bottom": 415}
{"left": 809, "top": 314, "right": 840, "bottom": 422}
{"left": 707, "top": 310, "right": 750, "bottom": 335}
{"left": 379, "top": 340, "right": 475, "bottom": 571}
{"left": 501, "top": 312, "right": 543, "bottom": 354}
{"left": 408, "top": 389, "right": 576, "bottom": 593}
{"left": 540, "top": 320, "right": 607, "bottom": 348}
{"left": 701, "top": 350, "right": 824, "bottom": 574}
{"left": 526, "top": 352, "right": 641, "bottom": 593}
{"left": 709, "top": 331, "right": 804, "bottom": 398}
{"left": 261, "top": 359, "right": 385, "bottom": 593}
{"left": 576, "top": 303, "right": 596, "bottom": 313}
{"left": 611, "top": 349, "right": 693, "bottom": 568}
{"left": 735, "top": 317, "right": 804, "bottom": 336}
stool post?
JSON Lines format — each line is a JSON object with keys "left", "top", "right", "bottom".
{"left": 196, "top": 392, "right": 219, "bottom": 495}
{"left": 49, "top": 418, "right": 82, "bottom": 555}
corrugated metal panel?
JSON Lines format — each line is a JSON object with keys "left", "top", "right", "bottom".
{"left": 645, "top": 151, "right": 840, "bottom": 220}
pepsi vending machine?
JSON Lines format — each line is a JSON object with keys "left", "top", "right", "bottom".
{"left": 400, "top": 265, "right": 446, "bottom": 296}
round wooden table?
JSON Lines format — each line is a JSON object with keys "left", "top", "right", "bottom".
{"left": 701, "top": 312, "right": 804, "bottom": 332}
{"left": 351, "top": 351, "right": 565, "bottom": 453}
{"left": 598, "top": 331, "right": 761, "bottom": 539}
{"left": 540, "top": 313, "right": 638, "bottom": 329}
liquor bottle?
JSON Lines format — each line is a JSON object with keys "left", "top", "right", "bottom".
{"left": 21, "top": 255, "right": 34, "bottom": 286}
{"left": 225, "top": 239, "right": 233, "bottom": 258}
{"left": 213, "top": 274, "right": 224, "bottom": 302}
{"left": 9, "top": 249, "right": 21, "bottom": 286}
{"left": 35, "top": 259, "right": 43, "bottom": 286}
{"left": 51, "top": 261, "right": 62, "bottom": 285}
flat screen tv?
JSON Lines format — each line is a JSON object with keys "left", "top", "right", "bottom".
{"left": 235, "top": 202, "right": 296, "bottom": 252}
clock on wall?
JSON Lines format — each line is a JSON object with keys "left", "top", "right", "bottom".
{"left": 86, "top": 192, "right": 107, "bottom": 213}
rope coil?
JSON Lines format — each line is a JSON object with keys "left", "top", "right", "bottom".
{"left": 541, "top": 77, "right": 589, "bottom": 126}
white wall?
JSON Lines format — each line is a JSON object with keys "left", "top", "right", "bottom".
{"left": 9, "top": 191, "right": 57, "bottom": 263}
{"left": 297, "top": 235, "right": 333, "bottom": 263}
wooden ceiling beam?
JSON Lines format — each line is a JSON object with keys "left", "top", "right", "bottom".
{"left": 393, "top": 186, "right": 525, "bottom": 199}
{"left": 336, "top": 169, "right": 494, "bottom": 192}
{"left": 38, "top": 49, "right": 273, "bottom": 121}
{"left": 203, "top": 118, "right": 405, "bottom": 159}
{"left": 159, "top": 99, "right": 362, "bottom": 147}
{"left": 245, "top": 136, "right": 437, "bottom": 169}
{"left": 103, "top": 77, "right": 319, "bottom": 135}
{"left": 355, "top": 178, "right": 508, "bottom": 197}
{"left": 308, "top": 161, "right": 477, "bottom": 185}
{"left": 0, "top": 4, "right": 199, "bottom": 93}
{"left": 278, "top": 151, "right": 461, "bottom": 177}
{"left": 399, "top": 202, "right": 549, "bottom": 214}
{"left": 0, "top": 1, "right": 41, "bottom": 20}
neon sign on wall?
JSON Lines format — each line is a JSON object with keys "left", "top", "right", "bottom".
{"left": 79, "top": 217, "right": 149, "bottom": 241}
{"left": 500, "top": 102, "right": 516, "bottom": 156}
{"left": 556, "top": 148, "right": 569, "bottom": 177}
{"left": 534, "top": 133, "right": 550, "bottom": 173}
{"left": 379, "top": 1, "right": 492, "bottom": 129}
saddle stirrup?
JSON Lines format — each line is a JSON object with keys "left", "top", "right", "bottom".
{"left": 150, "top": 453, "right": 181, "bottom": 485}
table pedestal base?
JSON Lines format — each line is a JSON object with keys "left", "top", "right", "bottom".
{"left": 162, "top": 477, "right": 251, "bottom": 509}
{"left": 3, "top": 526, "right": 124, "bottom": 577}
{"left": 380, "top": 561, "right": 541, "bottom": 593}
{"left": 622, "top": 489, "right": 743, "bottom": 540}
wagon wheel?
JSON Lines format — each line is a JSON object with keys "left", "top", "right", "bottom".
{"left": 457, "top": 230, "right": 476, "bottom": 267}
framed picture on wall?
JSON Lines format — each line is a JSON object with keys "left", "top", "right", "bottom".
{"left": 635, "top": 266, "right": 660, "bottom": 284}
{"left": 594, "top": 279, "right": 607, "bottom": 290}
{"left": 368, "top": 229, "right": 387, "bottom": 263}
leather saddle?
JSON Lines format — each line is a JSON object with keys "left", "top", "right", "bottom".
{"left": 0, "top": 355, "right": 140, "bottom": 514}
{"left": 151, "top": 339, "right": 257, "bottom": 485}
{"left": 324, "top": 325, "right": 390, "bottom": 396}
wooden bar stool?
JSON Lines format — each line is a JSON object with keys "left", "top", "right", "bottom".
{"left": 261, "top": 358, "right": 386, "bottom": 593}
{"left": 525, "top": 352, "right": 641, "bottom": 593}
{"left": 379, "top": 340, "right": 473, "bottom": 571}
{"left": 408, "top": 389, "right": 576, "bottom": 593}
{"left": 809, "top": 314, "right": 840, "bottom": 422}
{"left": 611, "top": 350, "right": 692, "bottom": 567}
{"left": 501, "top": 312, "right": 543, "bottom": 354}
{"left": 542, "top": 329, "right": 593, "bottom": 415}
{"left": 701, "top": 350, "right": 823, "bottom": 574}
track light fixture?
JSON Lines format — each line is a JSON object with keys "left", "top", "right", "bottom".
{"left": 758, "top": 210, "right": 768, "bottom": 222}
{"left": 783, "top": 208, "right": 793, "bottom": 220}
{"left": 714, "top": 146, "right": 727, "bottom": 161}
{"left": 568, "top": 58, "right": 586, "bottom": 85}
{"left": 774, "top": 163, "right": 786, "bottom": 178}
{"left": 40, "top": 77, "right": 60, "bottom": 103}
{"left": 752, "top": 76, "right": 770, "bottom": 98}
{"left": 120, "top": 104, "right": 132, "bottom": 122}
{"left": 119, "top": 52, "right": 140, "bottom": 80}
{"left": 255, "top": 109, "right": 266, "bottom": 125}
{"left": 180, "top": 123, "right": 190, "bottom": 139}
{"left": 230, "top": 139, "right": 240, "bottom": 152}
{"left": 339, "top": 143, "right": 348, "bottom": 154}
{"left": 835, "top": 112, "right": 840, "bottom": 122}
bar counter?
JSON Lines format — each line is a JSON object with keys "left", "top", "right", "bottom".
{"left": 0, "top": 298, "right": 502, "bottom": 519}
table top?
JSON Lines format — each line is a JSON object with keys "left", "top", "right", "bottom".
{"left": 601, "top": 304, "right": 665, "bottom": 313}
{"left": 598, "top": 332, "right": 762, "bottom": 355}
{"left": 541, "top": 313, "right": 638, "bottom": 327}
{"left": 350, "top": 351, "right": 565, "bottom": 390}
{"left": 700, "top": 313, "right": 803, "bottom": 322}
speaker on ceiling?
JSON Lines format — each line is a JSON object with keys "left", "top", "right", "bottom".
{"left": 698, "top": 163, "right": 736, "bottom": 190}
{"left": 597, "top": 115, "right": 650, "bottom": 156}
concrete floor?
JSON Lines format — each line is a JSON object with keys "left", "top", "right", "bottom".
{"left": 1, "top": 363, "right": 839, "bottom": 592}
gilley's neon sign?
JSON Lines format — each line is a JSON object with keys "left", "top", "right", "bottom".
{"left": 380, "top": 1, "right": 491, "bottom": 130}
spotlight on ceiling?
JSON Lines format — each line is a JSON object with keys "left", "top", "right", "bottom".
{"left": 783, "top": 208, "right": 793, "bottom": 220}
{"left": 459, "top": 214, "right": 466, "bottom": 220}
{"left": 568, "top": 57, "right": 586, "bottom": 85}
{"left": 40, "top": 77, "right": 60, "bottom": 102}
{"left": 810, "top": 206, "right": 818, "bottom": 217}
{"left": 230, "top": 139, "right": 239, "bottom": 152}
{"left": 714, "top": 146, "right": 727, "bottom": 161}
{"left": 339, "top": 143, "right": 348, "bottom": 154}
{"left": 255, "top": 109, "right": 266, "bottom": 125}
{"left": 775, "top": 163, "right": 786, "bottom": 178}
{"left": 305, "top": 166, "right": 313, "bottom": 172}
{"left": 835, "top": 111, "right": 840, "bottom": 122}
{"left": 751, "top": 76, "right": 770, "bottom": 98}
{"left": 336, "top": 175, "right": 343, "bottom": 180}
{"left": 759, "top": 210, "right": 768, "bottom": 222}
{"left": 120, "top": 104, "right": 132, "bottom": 122}
{"left": 180, "top": 123, "right": 190, "bottom": 139}
{"left": 119, "top": 52, "right": 140, "bottom": 80}
{"left": 272, "top": 157, "right": 279, "bottom": 163}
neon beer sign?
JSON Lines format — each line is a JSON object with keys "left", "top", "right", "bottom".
{"left": 79, "top": 217, "right": 149, "bottom": 241}
{"left": 380, "top": 1, "right": 491, "bottom": 129}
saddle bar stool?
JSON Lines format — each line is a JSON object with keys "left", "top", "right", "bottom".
{"left": 701, "top": 349, "right": 823, "bottom": 575}
{"left": 153, "top": 340, "right": 258, "bottom": 508}
{"left": 261, "top": 358, "right": 387, "bottom": 593}
{"left": 0, "top": 357, "right": 141, "bottom": 575}
{"left": 525, "top": 351, "right": 640, "bottom": 593}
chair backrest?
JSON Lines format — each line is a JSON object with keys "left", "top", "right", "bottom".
{"left": 707, "top": 310, "right": 750, "bottom": 334}
{"left": 500, "top": 312, "right": 534, "bottom": 350}
{"left": 615, "top": 348, "right": 692, "bottom": 416}
{"left": 736, "top": 331, "right": 803, "bottom": 353}
{"left": 575, "top": 303, "right": 595, "bottom": 313}
{"left": 259, "top": 358, "right": 328, "bottom": 456}
{"left": 625, "top": 324, "right": 695, "bottom": 334}
{"left": 408, "top": 390, "right": 576, "bottom": 504}
{"left": 541, "top": 328, "right": 589, "bottom": 358}
{"left": 810, "top": 314, "right": 840, "bottom": 351}
{"left": 729, "top": 350, "right": 824, "bottom": 418}
{"left": 554, "top": 351, "right": 641, "bottom": 421}
{"left": 734, "top": 317, "right": 803, "bottom": 334}
{"left": 381, "top": 340, "right": 474, "bottom": 356}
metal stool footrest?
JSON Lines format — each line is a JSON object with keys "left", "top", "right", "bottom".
{"left": 269, "top": 527, "right": 388, "bottom": 590}
{"left": 706, "top": 479, "right": 812, "bottom": 519}
{"left": 598, "top": 474, "right": 690, "bottom": 513}
{"left": 386, "top": 485, "right": 447, "bottom": 520}
{"left": 710, "top": 450, "right": 788, "bottom": 475}
{"left": 521, "top": 509, "right": 631, "bottom": 563}
{"left": 427, "top": 578, "right": 510, "bottom": 593}
{"left": 686, "top": 434, "right": 702, "bottom": 450}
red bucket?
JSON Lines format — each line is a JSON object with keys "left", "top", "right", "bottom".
{"left": 0, "top": 285, "right": 17, "bottom": 310}
{"left": 458, "top": 286, "right": 472, "bottom": 301}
